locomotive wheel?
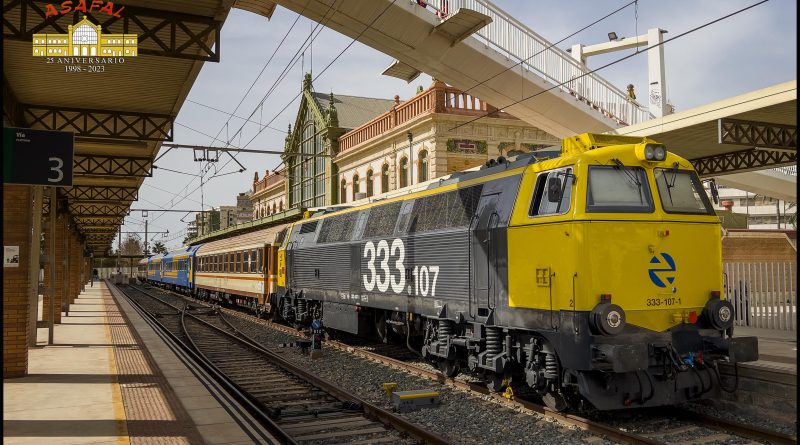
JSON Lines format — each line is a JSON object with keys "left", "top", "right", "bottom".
{"left": 485, "top": 372, "right": 507, "bottom": 393}
{"left": 437, "top": 359, "right": 459, "bottom": 378}
{"left": 542, "top": 391, "right": 569, "bottom": 412}
{"left": 375, "top": 313, "right": 388, "bottom": 344}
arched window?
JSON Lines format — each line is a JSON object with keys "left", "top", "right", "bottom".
{"left": 399, "top": 158, "right": 408, "bottom": 188}
{"left": 72, "top": 24, "right": 98, "bottom": 45}
{"left": 418, "top": 150, "right": 428, "bottom": 182}
{"left": 381, "top": 164, "right": 390, "bottom": 193}
{"left": 353, "top": 174, "right": 360, "bottom": 199}
{"left": 366, "top": 170, "right": 374, "bottom": 197}
{"left": 272, "top": 203, "right": 276, "bottom": 214}
{"left": 340, "top": 179, "right": 347, "bottom": 203}
{"left": 279, "top": 201, "right": 283, "bottom": 211}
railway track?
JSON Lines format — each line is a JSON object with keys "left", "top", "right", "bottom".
{"left": 136, "top": 283, "right": 797, "bottom": 445}
{"left": 117, "top": 284, "right": 452, "bottom": 445}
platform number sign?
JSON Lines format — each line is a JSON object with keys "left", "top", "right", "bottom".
{"left": 3, "top": 127, "right": 73, "bottom": 187}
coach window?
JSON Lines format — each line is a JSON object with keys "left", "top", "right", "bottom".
{"left": 529, "top": 167, "right": 574, "bottom": 217}
{"left": 243, "top": 251, "right": 249, "bottom": 273}
{"left": 257, "top": 249, "right": 263, "bottom": 272}
{"left": 237, "top": 251, "right": 243, "bottom": 273}
{"left": 250, "top": 249, "right": 258, "bottom": 272}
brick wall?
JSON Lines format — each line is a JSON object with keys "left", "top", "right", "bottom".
{"left": 723, "top": 232, "right": 797, "bottom": 261}
{"left": 42, "top": 214, "right": 66, "bottom": 324}
{"left": 3, "top": 185, "right": 32, "bottom": 378}
{"left": 69, "top": 230, "right": 80, "bottom": 304}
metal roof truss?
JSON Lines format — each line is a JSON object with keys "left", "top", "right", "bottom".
{"left": 22, "top": 104, "right": 173, "bottom": 141}
{"left": 691, "top": 148, "right": 797, "bottom": 177}
{"left": 75, "top": 154, "right": 153, "bottom": 177}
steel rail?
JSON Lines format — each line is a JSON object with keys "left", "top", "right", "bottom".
{"left": 131, "top": 284, "right": 453, "bottom": 445}
{"left": 148, "top": 284, "right": 797, "bottom": 445}
{"left": 116, "top": 284, "right": 297, "bottom": 444}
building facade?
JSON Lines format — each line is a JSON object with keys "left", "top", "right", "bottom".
{"left": 711, "top": 183, "right": 796, "bottom": 230}
{"left": 251, "top": 76, "right": 559, "bottom": 219}
{"left": 236, "top": 192, "right": 253, "bottom": 225}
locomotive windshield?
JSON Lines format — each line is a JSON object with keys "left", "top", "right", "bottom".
{"left": 586, "top": 165, "right": 654, "bottom": 213}
{"left": 654, "top": 168, "right": 715, "bottom": 215}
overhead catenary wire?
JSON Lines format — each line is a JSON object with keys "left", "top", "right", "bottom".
{"left": 448, "top": 0, "right": 771, "bottom": 132}
{"left": 151, "top": 3, "right": 339, "bottom": 217}
{"left": 211, "top": 0, "right": 399, "bottom": 180}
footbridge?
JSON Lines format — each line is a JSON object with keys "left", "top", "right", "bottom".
{"left": 256, "top": 0, "right": 652, "bottom": 138}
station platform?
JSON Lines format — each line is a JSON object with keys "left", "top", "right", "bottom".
{"left": 734, "top": 326, "right": 796, "bottom": 371}
{"left": 3, "top": 282, "right": 277, "bottom": 445}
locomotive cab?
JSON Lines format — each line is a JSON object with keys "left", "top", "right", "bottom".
{"left": 507, "top": 134, "right": 758, "bottom": 409}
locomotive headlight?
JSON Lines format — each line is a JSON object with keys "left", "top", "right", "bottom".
{"left": 653, "top": 145, "right": 667, "bottom": 161}
{"left": 637, "top": 143, "right": 668, "bottom": 162}
{"left": 703, "top": 297, "right": 735, "bottom": 330}
{"left": 590, "top": 303, "right": 626, "bottom": 335}
{"left": 644, "top": 145, "right": 655, "bottom": 160}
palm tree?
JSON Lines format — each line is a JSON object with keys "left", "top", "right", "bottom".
{"left": 151, "top": 241, "right": 168, "bottom": 254}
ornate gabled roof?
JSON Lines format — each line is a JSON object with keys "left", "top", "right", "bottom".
{"left": 311, "top": 91, "right": 396, "bottom": 130}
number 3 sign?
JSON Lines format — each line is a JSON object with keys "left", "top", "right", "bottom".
{"left": 3, "top": 127, "right": 73, "bottom": 187}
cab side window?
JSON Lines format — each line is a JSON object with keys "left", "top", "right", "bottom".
{"left": 529, "top": 167, "right": 574, "bottom": 217}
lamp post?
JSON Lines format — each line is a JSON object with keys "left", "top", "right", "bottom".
{"left": 407, "top": 131, "right": 413, "bottom": 187}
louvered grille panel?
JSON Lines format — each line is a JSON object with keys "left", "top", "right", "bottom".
{"left": 318, "top": 211, "right": 358, "bottom": 243}
{"left": 363, "top": 202, "right": 402, "bottom": 239}
{"left": 292, "top": 244, "right": 351, "bottom": 291}
{"left": 409, "top": 185, "right": 483, "bottom": 233}
{"left": 299, "top": 221, "right": 318, "bottom": 234}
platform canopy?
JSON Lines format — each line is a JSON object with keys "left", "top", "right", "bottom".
{"left": 610, "top": 80, "right": 797, "bottom": 177}
{"left": 3, "top": 0, "right": 243, "bottom": 255}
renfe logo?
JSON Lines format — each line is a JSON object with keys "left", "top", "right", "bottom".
{"left": 648, "top": 253, "right": 676, "bottom": 288}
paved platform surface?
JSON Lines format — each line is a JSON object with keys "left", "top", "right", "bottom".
{"left": 3, "top": 282, "right": 276, "bottom": 445}
{"left": 733, "top": 326, "right": 796, "bottom": 374}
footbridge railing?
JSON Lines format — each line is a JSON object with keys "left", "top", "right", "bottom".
{"left": 423, "top": 0, "right": 653, "bottom": 126}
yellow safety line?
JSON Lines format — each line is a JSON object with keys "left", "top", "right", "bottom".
{"left": 101, "top": 284, "right": 130, "bottom": 445}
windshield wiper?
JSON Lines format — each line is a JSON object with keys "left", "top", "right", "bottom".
{"left": 611, "top": 158, "right": 644, "bottom": 203}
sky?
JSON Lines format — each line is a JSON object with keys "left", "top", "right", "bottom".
{"left": 120, "top": 0, "right": 797, "bottom": 251}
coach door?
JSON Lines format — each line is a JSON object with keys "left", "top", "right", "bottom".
{"left": 471, "top": 193, "right": 500, "bottom": 320}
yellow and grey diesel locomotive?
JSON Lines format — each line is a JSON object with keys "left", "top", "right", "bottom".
{"left": 273, "top": 133, "right": 758, "bottom": 410}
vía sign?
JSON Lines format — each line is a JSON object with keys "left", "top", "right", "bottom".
{"left": 44, "top": 1, "right": 126, "bottom": 18}
{"left": 2, "top": 128, "right": 74, "bottom": 187}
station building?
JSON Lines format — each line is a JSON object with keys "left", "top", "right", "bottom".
{"left": 250, "top": 74, "right": 559, "bottom": 219}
